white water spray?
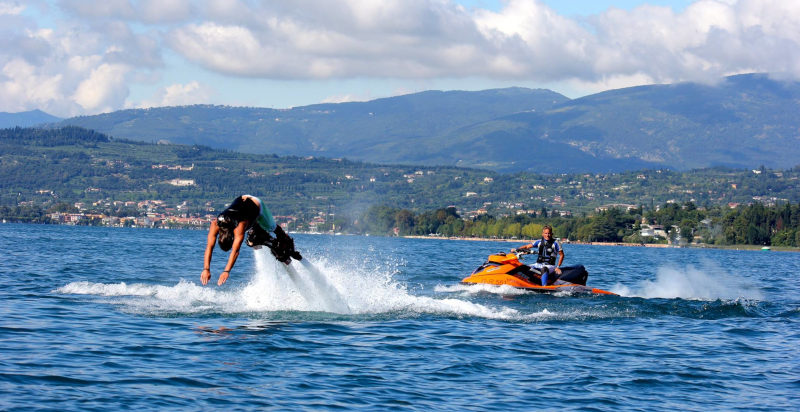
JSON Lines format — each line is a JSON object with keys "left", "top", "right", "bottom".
{"left": 296, "top": 259, "right": 351, "bottom": 313}
{"left": 611, "top": 261, "right": 764, "bottom": 300}
{"left": 56, "top": 248, "right": 534, "bottom": 320}
{"left": 240, "top": 251, "right": 350, "bottom": 313}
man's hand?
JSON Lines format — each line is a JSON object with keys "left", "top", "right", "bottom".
{"left": 217, "top": 270, "right": 230, "bottom": 286}
{"left": 201, "top": 269, "right": 211, "bottom": 285}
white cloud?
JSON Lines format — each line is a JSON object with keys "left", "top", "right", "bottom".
{"left": 473, "top": 0, "right": 597, "bottom": 78}
{"left": 168, "top": 22, "right": 269, "bottom": 76}
{"left": 59, "top": 0, "right": 193, "bottom": 22}
{"left": 58, "top": 0, "right": 136, "bottom": 19}
{"left": 0, "top": 1, "right": 25, "bottom": 16}
{"left": 2, "top": 0, "right": 800, "bottom": 116}
{"left": 166, "top": 0, "right": 493, "bottom": 79}
{"left": 72, "top": 63, "right": 131, "bottom": 113}
{"left": 138, "top": 81, "right": 213, "bottom": 108}
{"left": 138, "top": 0, "right": 192, "bottom": 23}
{"left": 587, "top": 0, "right": 800, "bottom": 84}
{"left": 0, "top": 2, "right": 164, "bottom": 116}
{"left": 162, "top": 0, "right": 800, "bottom": 86}
{"left": 1, "top": 58, "right": 64, "bottom": 111}
{"left": 563, "top": 73, "right": 660, "bottom": 97}
{"left": 321, "top": 93, "right": 370, "bottom": 104}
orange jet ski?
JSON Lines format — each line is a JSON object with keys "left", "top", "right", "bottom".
{"left": 461, "top": 251, "right": 616, "bottom": 295}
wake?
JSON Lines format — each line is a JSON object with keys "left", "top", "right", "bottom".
{"left": 436, "top": 260, "right": 765, "bottom": 302}
{"left": 55, "top": 249, "right": 534, "bottom": 320}
{"left": 610, "top": 260, "right": 764, "bottom": 301}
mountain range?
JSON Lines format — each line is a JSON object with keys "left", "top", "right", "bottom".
{"left": 0, "top": 110, "right": 62, "bottom": 128}
{"left": 5, "top": 73, "right": 799, "bottom": 173}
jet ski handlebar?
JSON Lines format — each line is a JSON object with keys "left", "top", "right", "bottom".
{"left": 510, "top": 249, "right": 536, "bottom": 257}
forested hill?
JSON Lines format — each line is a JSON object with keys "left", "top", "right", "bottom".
{"left": 2, "top": 127, "right": 800, "bottom": 223}
{"left": 58, "top": 87, "right": 567, "bottom": 170}
{"left": 54, "top": 74, "right": 800, "bottom": 173}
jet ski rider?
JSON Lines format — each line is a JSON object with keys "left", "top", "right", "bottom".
{"left": 201, "top": 195, "right": 301, "bottom": 286}
{"left": 513, "top": 225, "right": 565, "bottom": 286}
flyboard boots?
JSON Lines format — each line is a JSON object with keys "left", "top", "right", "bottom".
{"left": 246, "top": 225, "right": 303, "bottom": 265}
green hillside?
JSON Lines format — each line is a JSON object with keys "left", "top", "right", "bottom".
{"left": 59, "top": 87, "right": 567, "bottom": 166}
{"left": 2, "top": 127, "right": 800, "bottom": 226}
{"left": 54, "top": 74, "right": 800, "bottom": 173}
{"left": 462, "top": 74, "right": 800, "bottom": 171}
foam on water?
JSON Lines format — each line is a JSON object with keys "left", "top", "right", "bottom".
{"left": 56, "top": 279, "right": 244, "bottom": 313}
{"left": 435, "top": 283, "right": 531, "bottom": 296}
{"left": 612, "top": 260, "right": 764, "bottom": 301}
{"left": 241, "top": 250, "right": 528, "bottom": 320}
{"left": 56, "top": 249, "right": 539, "bottom": 320}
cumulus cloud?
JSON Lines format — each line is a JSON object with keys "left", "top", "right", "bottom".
{"left": 321, "top": 93, "right": 371, "bottom": 104}
{"left": 1, "top": 0, "right": 799, "bottom": 116}
{"left": 162, "top": 0, "right": 800, "bottom": 85}
{"left": 138, "top": 81, "right": 213, "bottom": 108}
{"left": 1, "top": 58, "right": 64, "bottom": 112}
{"left": 0, "top": 1, "right": 25, "bottom": 16}
{"left": 0, "top": 1, "right": 162, "bottom": 116}
{"left": 587, "top": 0, "right": 800, "bottom": 83}
{"left": 72, "top": 63, "right": 131, "bottom": 112}
{"left": 166, "top": 0, "right": 485, "bottom": 79}
{"left": 58, "top": 0, "right": 136, "bottom": 20}
{"left": 59, "top": 0, "right": 193, "bottom": 23}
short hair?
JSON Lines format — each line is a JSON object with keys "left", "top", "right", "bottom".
{"left": 543, "top": 225, "right": 553, "bottom": 233}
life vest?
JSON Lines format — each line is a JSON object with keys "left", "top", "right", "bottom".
{"left": 536, "top": 238, "right": 558, "bottom": 265}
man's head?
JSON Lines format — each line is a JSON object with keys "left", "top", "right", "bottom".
{"left": 216, "top": 213, "right": 237, "bottom": 251}
{"left": 542, "top": 225, "right": 553, "bottom": 240}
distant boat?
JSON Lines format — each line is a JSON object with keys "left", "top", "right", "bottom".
{"left": 762, "top": 246, "right": 771, "bottom": 251}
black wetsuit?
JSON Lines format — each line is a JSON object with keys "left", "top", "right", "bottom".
{"left": 221, "top": 196, "right": 261, "bottom": 231}
{"left": 219, "top": 196, "right": 301, "bottom": 264}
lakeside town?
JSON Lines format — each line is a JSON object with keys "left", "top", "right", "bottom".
{"left": 41, "top": 198, "right": 304, "bottom": 231}
{"left": 30, "top": 197, "right": 742, "bottom": 249}
{"left": 5, "top": 125, "right": 799, "bottom": 248}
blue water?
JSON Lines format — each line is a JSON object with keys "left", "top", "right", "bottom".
{"left": 1, "top": 223, "right": 798, "bottom": 410}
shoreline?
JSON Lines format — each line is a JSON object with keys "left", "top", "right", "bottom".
{"left": 3, "top": 222, "right": 796, "bottom": 252}
{"left": 400, "top": 235, "right": 799, "bottom": 252}
{"left": 401, "top": 235, "right": 671, "bottom": 247}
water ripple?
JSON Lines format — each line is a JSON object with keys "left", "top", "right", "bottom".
{"left": 1, "top": 225, "right": 799, "bottom": 410}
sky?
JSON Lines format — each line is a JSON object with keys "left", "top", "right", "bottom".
{"left": 1, "top": 0, "right": 798, "bottom": 117}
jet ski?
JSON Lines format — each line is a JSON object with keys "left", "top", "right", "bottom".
{"left": 461, "top": 250, "right": 616, "bottom": 295}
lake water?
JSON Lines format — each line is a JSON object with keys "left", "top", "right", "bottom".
{"left": 1, "top": 223, "right": 798, "bottom": 410}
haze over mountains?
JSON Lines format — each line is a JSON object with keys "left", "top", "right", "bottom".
{"left": 0, "top": 110, "right": 62, "bottom": 129}
{"left": 5, "top": 74, "right": 800, "bottom": 173}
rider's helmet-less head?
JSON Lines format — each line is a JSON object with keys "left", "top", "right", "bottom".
{"left": 216, "top": 213, "right": 237, "bottom": 251}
